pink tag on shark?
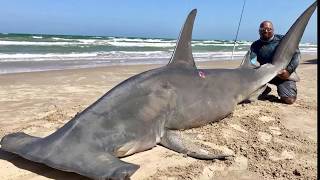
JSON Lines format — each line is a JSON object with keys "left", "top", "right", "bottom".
{"left": 198, "top": 71, "right": 206, "bottom": 79}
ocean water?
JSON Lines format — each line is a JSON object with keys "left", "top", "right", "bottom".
{"left": 0, "top": 33, "right": 317, "bottom": 74}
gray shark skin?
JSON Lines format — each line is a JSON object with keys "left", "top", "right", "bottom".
{"left": 0, "top": 2, "right": 317, "bottom": 180}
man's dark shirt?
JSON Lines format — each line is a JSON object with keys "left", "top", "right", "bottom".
{"left": 250, "top": 34, "right": 300, "bottom": 74}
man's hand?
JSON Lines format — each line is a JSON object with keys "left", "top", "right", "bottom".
{"left": 277, "top": 69, "right": 290, "bottom": 80}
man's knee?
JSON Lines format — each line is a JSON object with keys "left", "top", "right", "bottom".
{"left": 281, "top": 96, "right": 296, "bottom": 104}
{"left": 277, "top": 80, "right": 297, "bottom": 104}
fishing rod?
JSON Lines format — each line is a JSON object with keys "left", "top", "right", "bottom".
{"left": 231, "top": 0, "right": 246, "bottom": 60}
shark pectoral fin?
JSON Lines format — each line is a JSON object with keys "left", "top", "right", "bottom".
{"left": 1, "top": 133, "right": 139, "bottom": 180}
{"left": 240, "top": 85, "right": 268, "bottom": 103}
{"left": 160, "top": 129, "right": 233, "bottom": 160}
{"left": 167, "top": 9, "right": 197, "bottom": 68}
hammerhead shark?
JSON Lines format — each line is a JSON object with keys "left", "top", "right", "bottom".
{"left": 0, "top": 2, "right": 317, "bottom": 180}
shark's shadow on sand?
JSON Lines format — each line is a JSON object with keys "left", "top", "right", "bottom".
{"left": 302, "top": 58, "right": 317, "bottom": 64}
{"left": 258, "top": 94, "right": 282, "bottom": 103}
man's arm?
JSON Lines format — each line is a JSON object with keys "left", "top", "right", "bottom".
{"left": 286, "top": 49, "right": 301, "bottom": 74}
{"left": 249, "top": 44, "right": 259, "bottom": 65}
{"left": 277, "top": 49, "right": 300, "bottom": 80}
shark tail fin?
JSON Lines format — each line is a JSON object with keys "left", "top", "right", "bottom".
{"left": 272, "top": 1, "right": 317, "bottom": 69}
{"left": 167, "top": 9, "right": 197, "bottom": 68}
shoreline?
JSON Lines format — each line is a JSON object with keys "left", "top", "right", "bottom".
{"left": 0, "top": 52, "right": 317, "bottom": 76}
{"left": 0, "top": 57, "right": 245, "bottom": 75}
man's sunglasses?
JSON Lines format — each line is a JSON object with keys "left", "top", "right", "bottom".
{"left": 259, "top": 28, "right": 273, "bottom": 32}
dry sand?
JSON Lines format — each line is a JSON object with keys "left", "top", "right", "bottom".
{"left": 0, "top": 54, "right": 317, "bottom": 180}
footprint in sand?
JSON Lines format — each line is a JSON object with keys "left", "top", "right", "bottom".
{"left": 229, "top": 124, "right": 247, "bottom": 133}
{"left": 258, "top": 116, "right": 275, "bottom": 122}
{"left": 258, "top": 132, "right": 272, "bottom": 143}
{"left": 198, "top": 155, "right": 248, "bottom": 179}
{"left": 269, "top": 126, "right": 282, "bottom": 136}
{"left": 269, "top": 150, "right": 295, "bottom": 161}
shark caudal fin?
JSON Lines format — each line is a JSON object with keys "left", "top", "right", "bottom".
{"left": 167, "top": 9, "right": 197, "bottom": 68}
{"left": 272, "top": 1, "right": 317, "bottom": 70}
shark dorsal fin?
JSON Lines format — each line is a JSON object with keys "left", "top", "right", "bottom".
{"left": 167, "top": 9, "right": 197, "bottom": 68}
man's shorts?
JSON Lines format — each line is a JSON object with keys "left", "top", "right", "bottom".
{"left": 269, "top": 77, "right": 297, "bottom": 98}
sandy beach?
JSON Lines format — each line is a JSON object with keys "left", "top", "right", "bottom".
{"left": 0, "top": 53, "right": 317, "bottom": 180}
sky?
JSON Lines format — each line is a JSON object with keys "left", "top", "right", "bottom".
{"left": 0, "top": 0, "right": 317, "bottom": 43}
